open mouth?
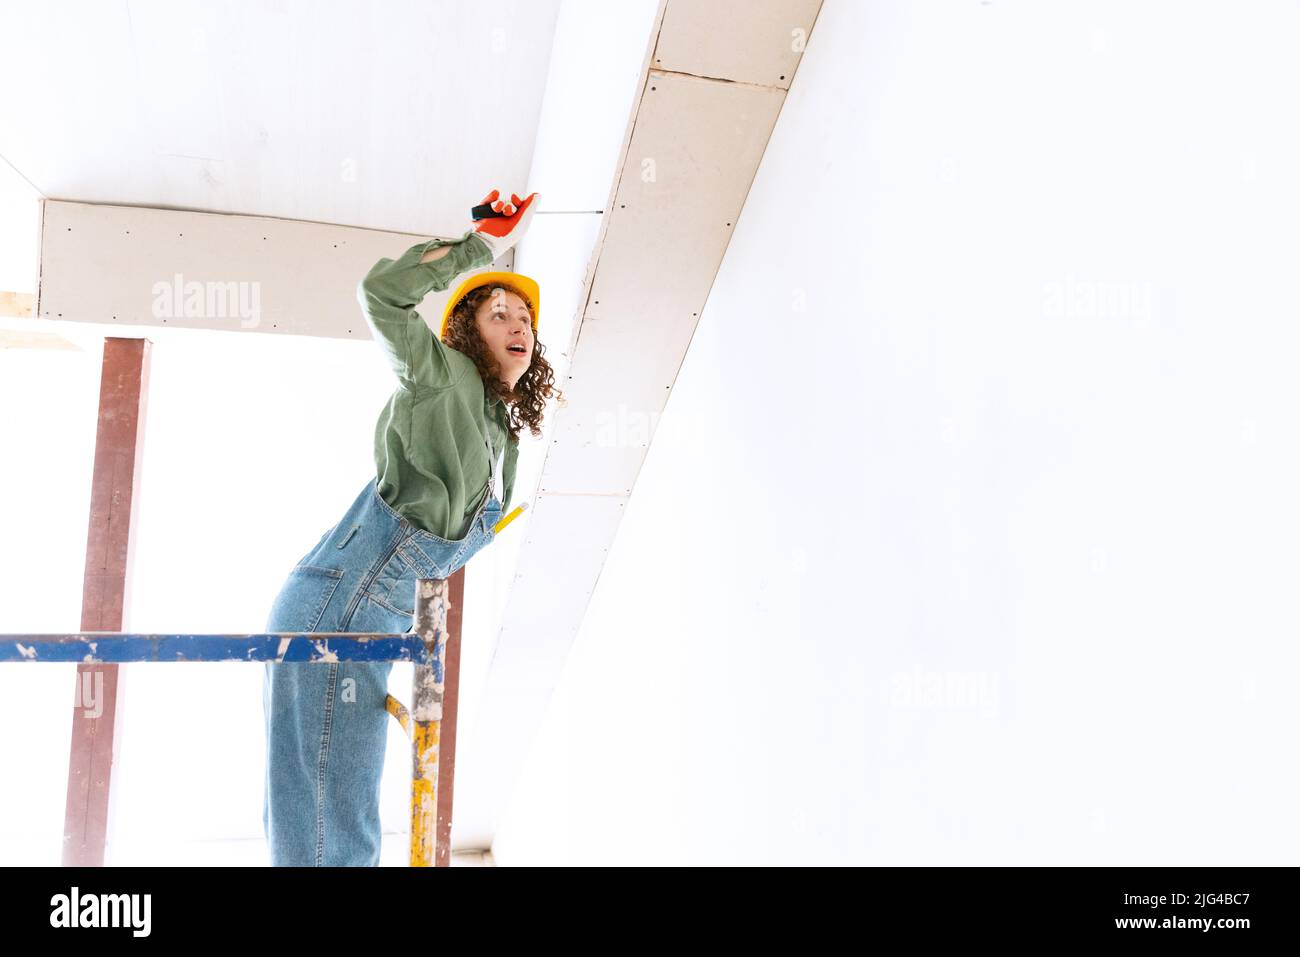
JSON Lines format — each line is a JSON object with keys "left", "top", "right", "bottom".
{"left": 507, "top": 343, "right": 529, "bottom": 356}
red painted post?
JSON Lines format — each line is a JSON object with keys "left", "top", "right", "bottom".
{"left": 436, "top": 565, "right": 466, "bottom": 867}
{"left": 63, "top": 337, "right": 150, "bottom": 866}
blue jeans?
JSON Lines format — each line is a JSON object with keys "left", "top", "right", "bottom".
{"left": 262, "top": 476, "right": 501, "bottom": 866}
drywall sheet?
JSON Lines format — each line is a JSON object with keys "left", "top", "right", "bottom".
{"left": 36, "top": 200, "right": 509, "bottom": 340}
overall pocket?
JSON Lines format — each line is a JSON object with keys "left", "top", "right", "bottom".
{"left": 364, "top": 545, "right": 428, "bottom": 618}
{"left": 266, "top": 564, "right": 346, "bottom": 633}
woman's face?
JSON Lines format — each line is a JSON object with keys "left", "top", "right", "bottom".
{"left": 473, "top": 288, "right": 535, "bottom": 390}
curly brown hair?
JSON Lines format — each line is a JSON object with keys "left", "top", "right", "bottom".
{"left": 443, "top": 281, "right": 565, "bottom": 441}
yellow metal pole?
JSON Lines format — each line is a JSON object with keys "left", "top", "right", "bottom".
{"left": 385, "top": 694, "right": 411, "bottom": 738}
{"left": 410, "top": 578, "right": 450, "bottom": 867}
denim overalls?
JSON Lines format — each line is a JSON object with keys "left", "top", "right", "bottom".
{"left": 262, "top": 432, "right": 503, "bottom": 867}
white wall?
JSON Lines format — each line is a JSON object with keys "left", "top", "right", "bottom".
{"left": 491, "top": 0, "right": 1300, "bottom": 864}
{"left": 0, "top": 343, "right": 101, "bottom": 864}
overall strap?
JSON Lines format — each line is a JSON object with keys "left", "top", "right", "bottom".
{"left": 477, "top": 415, "right": 504, "bottom": 518}
{"left": 484, "top": 427, "right": 501, "bottom": 504}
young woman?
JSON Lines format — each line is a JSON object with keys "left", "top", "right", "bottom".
{"left": 261, "top": 189, "right": 563, "bottom": 866}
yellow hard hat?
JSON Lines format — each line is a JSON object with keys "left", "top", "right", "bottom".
{"left": 440, "top": 271, "right": 540, "bottom": 341}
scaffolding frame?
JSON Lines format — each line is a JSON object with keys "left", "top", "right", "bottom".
{"left": 1, "top": 575, "right": 465, "bottom": 867}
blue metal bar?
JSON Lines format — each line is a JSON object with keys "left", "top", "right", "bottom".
{"left": 1, "top": 577, "right": 457, "bottom": 867}
{"left": 0, "top": 632, "right": 432, "bottom": 665}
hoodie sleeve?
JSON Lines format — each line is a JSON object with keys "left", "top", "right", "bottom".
{"left": 356, "top": 230, "right": 495, "bottom": 392}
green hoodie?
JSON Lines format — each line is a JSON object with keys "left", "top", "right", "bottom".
{"left": 356, "top": 231, "right": 518, "bottom": 540}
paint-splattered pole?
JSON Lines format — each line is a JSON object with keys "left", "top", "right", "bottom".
{"left": 410, "top": 578, "right": 451, "bottom": 867}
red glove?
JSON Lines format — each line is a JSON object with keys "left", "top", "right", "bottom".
{"left": 472, "top": 189, "right": 540, "bottom": 258}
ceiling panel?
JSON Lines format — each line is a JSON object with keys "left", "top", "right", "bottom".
{"left": 0, "top": 0, "right": 561, "bottom": 236}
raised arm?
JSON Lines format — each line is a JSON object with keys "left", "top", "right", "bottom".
{"left": 355, "top": 231, "right": 494, "bottom": 392}
{"left": 356, "top": 189, "right": 540, "bottom": 391}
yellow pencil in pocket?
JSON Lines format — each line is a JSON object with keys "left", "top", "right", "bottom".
{"left": 493, "top": 503, "right": 528, "bottom": 535}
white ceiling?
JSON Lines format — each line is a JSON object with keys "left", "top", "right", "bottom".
{"left": 0, "top": 0, "right": 561, "bottom": 237}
